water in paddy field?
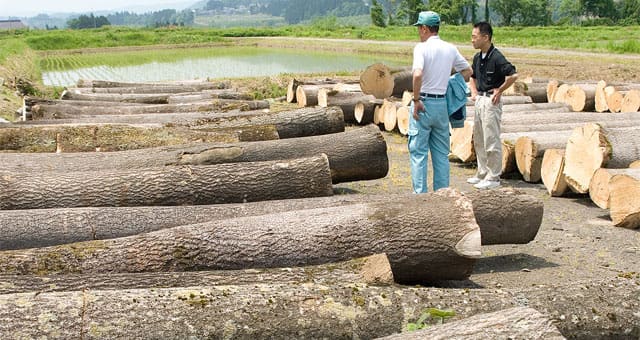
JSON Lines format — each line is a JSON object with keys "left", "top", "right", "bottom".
{"left": 41, "top": 46, "right": 406, "bottom": 87}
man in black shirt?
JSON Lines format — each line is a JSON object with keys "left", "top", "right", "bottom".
{"left": 468, "top": 21, "right": 518, "bottom": 190}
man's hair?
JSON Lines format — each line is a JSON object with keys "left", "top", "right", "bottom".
{"left": 422, "top": 25, "right": 439, "bottom": 34}
{"left": 473, "top": 21, "right": 492, "bottom": 40}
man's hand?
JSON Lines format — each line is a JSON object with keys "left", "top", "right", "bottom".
{"left": 413, "top": 100, "right": 425, "bottom": 120}
{"left": 491, "top": 88, "right": 502, "bottom": 105}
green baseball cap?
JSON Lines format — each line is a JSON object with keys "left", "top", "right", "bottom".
{"left": 413, "top": 11, "right": 440, "bottom": 26}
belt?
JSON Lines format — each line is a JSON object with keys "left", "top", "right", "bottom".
{"left": 478, "top": 91, "right": 494, "bottom": 97}
{"left": 419, "top": 92, "right": 445, "bottom": 99}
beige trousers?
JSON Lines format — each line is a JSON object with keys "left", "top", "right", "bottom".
{"left": 473, "top": 96, "right": 503, "bottom": 181}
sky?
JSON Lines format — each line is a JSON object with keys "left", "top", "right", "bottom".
{"left": 0, "top": 0, "right": 194, "bottom": 17}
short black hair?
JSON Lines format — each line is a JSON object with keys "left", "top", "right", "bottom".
{"left": 421, "top": 25, "right": 439, "bottom": 34}
{"left": 474, "top": 21, "right": 492, "bottom": 41}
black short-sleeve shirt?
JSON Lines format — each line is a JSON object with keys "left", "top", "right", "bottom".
{"left": 471, "top": 44, "right": 516, "bottom": 92}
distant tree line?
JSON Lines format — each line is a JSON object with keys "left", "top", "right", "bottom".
{"left": 66, "top": 14, "right": 110, "bottom": 29}
{"left": 65, "top": 9, "right": 195, "bottom": 29}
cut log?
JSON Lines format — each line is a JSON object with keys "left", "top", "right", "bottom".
{"left": 0, "top": 154, "right": 334, "bottom": 210}
{"left": 401, "top": 90, "right": 412, "bottom": 106}
{"left": 595, "top": 80, "right": 609, "bottom": 112}
{"left": 354, "top": 99, "right": 383, "bottom": 124}
{"left": 552, "top": 83, "right": 571, "bottom": 103}
{"left": 391, "top": 69, "right": 413, "bottom": 97}
{"left": 564, "top": 124, "right": 640, "bottom": 193}
{"left": 450, "top": 121, "right": 475, "bottom": 162}
{"left": 0, "top": 124, "right": 278, "bottom": 153}
{"left": 396, "top": 106, "right": 409, "bottom": 135}
{"left": 0, "top": 125, "right": 386, "bottom": 183}
{"left": 520, "top": 83, "right": 549, "bottom": 103}
{"left": 499, "top": 95, "right": 533, "bottom": 105}
{"left": 286, "top": 78, "right": 348, "bottom": 103}
{"left": 0, "top": 188, "right": 481, "bottom": 282}
{"left": 631, "top": 160, "right": 640, "bottom": 168}
{"left": 167, "top": 91, "right": 254, "bottom": 103}
{"left": 589, "top": 168, "right": 640, "bottom": 209}
{"left": 546, "top": 79, "right": 563, "bottom": 102}
{"left": 375, "top": 307, "right": 564, "bottom": 340}
{"left": 20, "top": 106, "right": 346, "bottom": 139}
{"left": 30, "top": 100, "right": 270, "bottom": 119}
{"left": 0, "top": 278, "right": 635, "bottom": 339}
{"left": 609, "top": 172, "right": 640, "bottom": 228}
{"left": 0, "top": 254, "right": 394, "bottom": 294}
{"left": 501, "top": 102, "right": 571, "bottom": 113}
{"left": 604, "top": 86, "right": 625, "bottom": 113}
{"left": 541, "top": 149, "right": 569, "bottom": 196}
{"left": 296, "top": 84, "right": 333, "bottom": 107}
{"left": 523, "top": 76, "right": 549, "bottom": 84}
{"left": 0, "top": 188, "right": 540, "bottom": 250}
{"left": 360, "top": 63, "right": 394, "bottom": 99}
{"left": 621, "top": 89, "right": 640, "bottom": 112}
{"left": 76, "top": 79, "right": 225, "bottom": 89}
{"left": 564, "top": 84, "right": 596, "bottom": 112}
{"left": 515, "top": 133, "right": 573, "bottom": 182}
{"left": 61, "top": 89, "right": 253, "bottom": 104}
{"left": 317, "top": 89, "right": 376, "bottom": 123}
{"left": 67, "top": 85, "right": 225, "bottom": 94}
{"left": 382, "top": 100, "right": 398, "bottom": 132}
{"left": 501, "top": 141, "right": 517, "bottom": 175}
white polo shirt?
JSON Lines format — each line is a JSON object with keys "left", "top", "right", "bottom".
{"left": 412, "top": 36, "right": 470, "bottom": 95}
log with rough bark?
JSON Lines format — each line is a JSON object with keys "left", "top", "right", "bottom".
{"left": 0, "top": 124, "right": 386, "bottom": 183}
{"left": 563, "top": 84, "right": 596, "bottom": 112}
{"left": 296, "top": 84, "right": 334, "bottom": 107}
{"left": 515, "top": 132, "right": 573, "bottom": 182}
{"left": 0, "top": 154, "right": 334, "bottom": 210}
{"left": 360, "top": 63, "right": 395, "bottom": 99}
{"left": 501, "top": 141, "right": 517, "bottom": 174}
{"left": 317, "top": 89, "right": 376, "bottom": 123}
{"left": 589, "top": 168, "right": 640, "bottom": 209}
{"left": 21, "top": 106, "right": 345, "bottom": 139}
{"left": 61, "top": 89, "right": 253, "bottom": 104}
{"left": 500, "top": 102, "right": 571, "bottom": 113}
{"left": 0, "top": 124, "right": 279, "bottom": 153}
{"left": 286, "top": 78, "right": 350, "bottom": 103}
{"left": 30, "top": 99, "right": 270, "bottom": 119}
{"left": 67, "top": 85, "right": 226, "bottom": 94}
{"left": 541, "top": 149, "right": 569, "bottom": 196}
{"left": 354, "top": 98, "right": 384, "bottom": 124}
{"left": 609, "top": 171, "right": 640, "bottom": 228}
{"left": 520, "top": 82, "right": 549, "bottom": 103}
{"left": 0, "top": 254, "right": 394, "bottom": 294}
{"left": 167, "top": 90, "right": 254, "bottom": 103}
{"left": 375, "top": 307, "right": 565, "bottom": 340}
{"left": 0, "top": 188, "right": 541, "bottom": 250}
{"left": 391, "top": 69, "right": 413, "bottom": 97}
{"left": 0, "top": 278, "right": 635, "bottom": 339}
{"left": 0, "top": 188, "right": 481, "bottom": 282}
{"left": 621, "top": 89, "right": 640, "bottom": 112}
{"left": 76, "top": 79, "right": 226, "bottom": 89}
{"left": 564, "top": 124, "right": 640, "bottom": 193}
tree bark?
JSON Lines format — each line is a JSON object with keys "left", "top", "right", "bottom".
{"left": 0, "top": 254, "right": 394, "bottom": 294}
{"left": 521, "top": 83, "right": 549, "bottom": 103}
{"left": 0, "top": 278, "right": 635, "bottom": 339}
{"left": 286, "top": 78, "right": 349, "bottom": 103}
{"left": 375, "top": 307, "right": 564, "bottom": 340}
{"left": 621, "top": 89, "right": 640, "bottom": 113}
{"left": 515, "top": 133, "right": 574, "bottom": 182}
{"left": 21, "top": 106, "right": 346, "bottom": 139}
{"left": 0, "top": 124, "right": 386, "bottom": 183}
{"left": 0, "top": 154, "right": 334, "bottom": 210}
{"left": 360, "top": 63, "right": 395, "bottom": 99}
{"left": 564, "top": 124, "right": 640, "bottom": 193}
{"left": 76, "top": 79, "right": 226, "bottom": 89}
{"left": 296, "top": 84, "right": 334, "bottom": 107}
{"left": 167, "top": 91, "right": 254, "bottom": 103}
{"left": 541, "top": 149, "right": 569, "bottom": 197}
{"left": 67, "top": 85, "right": 230, "bottom": 94}
{"left": 0, "top": 124, "right": 279, "bottom": 153}
{"left": 391, "top": 69, "right": 413, "bottom": 97}
{"left": 589, "top": 168, "right": 640, "bottom": 209}
{"left": 61, "top": 89, "right": 253, "bottom": 104}
{"left": 609, "top": 171, "right": 640, "bottom": 228}
{"left": 30, "top": 100, "right": 270, "bottom": 119}
{"left": 0, "top": 188, "right": 541, "bottom": 251}
{"left": 0, "top": 188, "right": 481, "bottom": 282}
{"left": 317, "top": 89, "right": 376, "bottom": 123}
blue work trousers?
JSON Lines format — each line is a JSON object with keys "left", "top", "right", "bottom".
{"left": 408, "top": 97, "right": 450, "bottom": 193}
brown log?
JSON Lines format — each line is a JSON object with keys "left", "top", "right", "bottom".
{"left": 0, "top": 188, "right": 541, "bottom": 250}
{"left": 67, "top": 85, "right": 225, "bottom": 94}
{"left": 0, "top": 188, "right": 481, "bottom": 282}
{"left": 564, "top": 84, "right": 596, "bottom": 112}
{"left": 354, "top": 99, "right": 383, "bottom": 124}
{"left": 515, "top": 132, "right": 573, "bottom": 182}
{"left": 0, "top": 125, "right": 386, "bottom": 183}
{"left": 30, "top": 99, "right": 270, "bottom": 119}
{"left": 621, "top": 89, "right": 640, "bottom": 112}
{"left": 360, "top": 63, "right": 394, "bottom": 99}
{"left": 0, "top": 254, "right": 394, "bottom": 294}
{"left": 296, "top": 84, "right": 333, "bottom": 107}
{"left": 546, "top": 79, "right": 563, "bottom": 102}
{"left": 541, "top": 149, "right": 569, "bottom": 197}
{"left": 20, "top": 106, "right": 346, "bottom": 139}
{"left": 391, "top": 69, "right": 413, "bottom": 97}
{"left": 76, "top": 79, "right": 225, "bottom": 89}
{"left": 166, "top": 91, "right": 254, "bottom": 103}
{"left": 375, "top": 307, "right": 564, "bottom": 340}
{"left": 0, "top": 278, "right": 635, "bottom": 339}
{"left": 609, "top": 171, "right": 640, "bottom": 228}
{"left": 0, "top": 154, "right": 334, "bottom": 210}
{"left": 564, "top": 124, "right": 640, "bottom": 193}
{"left": 286, "top": 78, "right": 349, "bottom": 103}
{"left": 0, "top": 124, "right": 278, "bottom": 153}
{"left": 501, "top": 141, "right": 517, "bottom": 174}
{"left": 317, "top": 89, "right": 376, "bottom": 123}
{"left": 61, "top": 89, "right": 253, "bottom": 104}
{"left": 589, "top": 168, "right": 640, "bottom": 209}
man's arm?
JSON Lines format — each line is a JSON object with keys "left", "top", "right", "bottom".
{"left": 493, "top": 73, "right": 518, "bottom": 105}
{"left": 412, "top": 68, "right": 424, "bottom": 120}
{"left": 459, "top": 67, "right": 472, "bottom": 83}
{"left": 469, "top": 76, "right": 478, "bottom": 101}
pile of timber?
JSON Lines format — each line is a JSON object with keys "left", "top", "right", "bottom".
{"left": 547, "top": 79, "right": 640, "bottom": 112}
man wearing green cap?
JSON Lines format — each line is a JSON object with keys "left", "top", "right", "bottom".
{"left": 409, "top": 11, "right": 472, "bottom": 193}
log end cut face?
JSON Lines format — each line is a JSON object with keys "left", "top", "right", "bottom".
{"left": 564, "top": 123, "right": 612, "bottom": 194}
{"left": 609, "top": 174, "right": 640, "bottom": 229}
{"left": 359, "top": 63, "right": 394, "bottom": 99}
